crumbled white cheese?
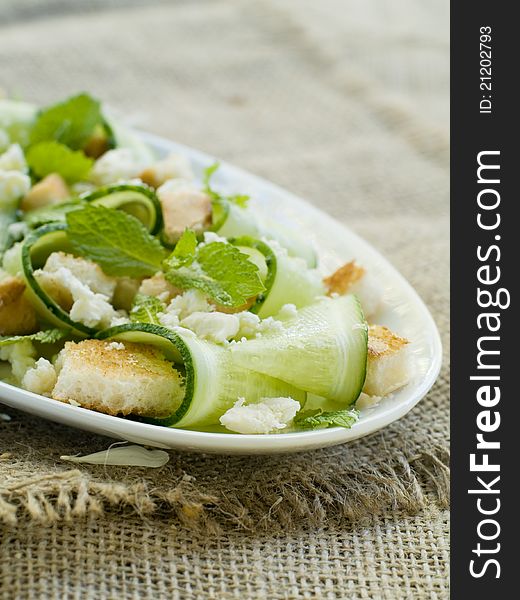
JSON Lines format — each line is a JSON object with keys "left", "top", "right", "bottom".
{"left": 1, "top": 242, "right": 23, "bottom": 276}
{"left": 257, "top": 316, "right": 284, "bottom": 336}
{"left": 0, "top": 170, "right": 31, "bottom": 207}
{"left": 181, "top": 311, "right": 240, "bottom": 344}
{"left": 0, "top": 340, "right": 36, "bottom": 382}
{"left": 43, "top": 252, "right": 116, "bottom": 299}
{"left": 235, "top": 311, "right": 261, "bottom": 339}
{"left": 277, "top": 303, "right": 298, "bottom": 320}
{"left": 220, "top": 397, "right": 301, "bottom": 434}
{"left": 6, "top": 221, "right": 29, "bottom": 241}
{"left": 0, "top": 144, "right": 27, "bottom": 173}
{"left": 89, "top": 148, "right": 145, "bottom": 186}
{"left": 166, "top": 289, "right": 213, "bottom": 320}
{"left": 158, "top": 310, "right": 180, "bottom": 329}
{"left": 107, "top": 341, "right": 125, "bottom": 351}
{"left": 35, "top": 266, "right": 120, "bottom": 329}
{"left": 21, "top": 358, "right": 57, "bottom": 396}
{"left": 202, "top": 231, "right": 228, "bottom": 245}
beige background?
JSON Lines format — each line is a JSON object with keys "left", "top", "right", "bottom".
{"left": 0, "top": 1, "right": 449, "bottom": 598}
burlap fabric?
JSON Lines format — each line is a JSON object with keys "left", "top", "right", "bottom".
{"left": 0, "top": 1, "right": 449, "bottom": 598}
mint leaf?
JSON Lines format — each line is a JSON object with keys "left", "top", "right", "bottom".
{"left": 203, "top": 162, "right": 250, "bottom": 209}
{"left": 164, "top": 241, "right": 265, "bottom": 307}
{"left": 30, "top": 93, "right": 103, "bottom": 149}
{"left": 164, "top": 229, "right": 197, "bottom": 270}
{"left": 0, "top": 329, "right": 68, "bottom": 347}
{"left": 130, "top": 294, "right": 165, "bottom": 325}
{"left": 24, "top": 200, "right": 85, "bottom": 228}
{"left": 294, "top": 408, "right": 359, "bottom": 430}
{"left": 26, "top": 141, "right": 93, "bottom": 183}
{"left": 66, "top": 205, "right": 166, "bottom": 277}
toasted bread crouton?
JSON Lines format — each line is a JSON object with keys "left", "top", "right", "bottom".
{"left": 139, "top": 272, "right": 180, "bottom": 302}
{"left": 52, "top": 340, "right": 185, "bottom": 417}
{"left": 157, "top": 180, "right": 212, "bottom": 244}
{"left": 324, "top": 261, "right": 382, "bottom": 318}
{"left": 324, "top": 261, "right": 365, "bottom": 296}
{"left": 35, "top": 252, "right": 116, "bottom": 310}
{"left": 139, "top": 153, "right": 194, "bottom": 188}
{"left": 363, "top": 325, "right": 411, "bottom": 397}
{"left": 20, "top": 173, "right": 69, "bottom": 212}
{"left": 0, "top": 276, "right": 38, "bottom": 335}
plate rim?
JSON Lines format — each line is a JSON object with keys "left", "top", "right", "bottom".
{"left": 0, "top": 130, "right": 442, "bottom": 454}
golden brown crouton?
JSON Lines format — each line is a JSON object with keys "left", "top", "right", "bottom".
{"left": 363, "top": 325, "right": 411, "bottom": 397}
{"left": 20, "top": 173, "right": 69, "bottom": 212}
{"left": 323, "top": 261, "right": 365, "bottom": 296}
{"left": 0, "top": 276, "right": 38, "bottom": 336}
{"left": 157, "top": 180, "right": 212, "bottom": 244}
{"left": 138, "top": 272, "right": 180, "bottom": 302}
{"left": 52, "top": 339, "right": 185, "bottom": 417}
{"left": 139, "top": 153, "right": 193, "bottom": 188}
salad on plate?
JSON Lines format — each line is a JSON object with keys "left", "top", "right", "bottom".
{"left": 0, "top": 93, "right": 412, "bottom": 435}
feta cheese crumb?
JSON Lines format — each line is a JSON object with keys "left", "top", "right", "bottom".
{"left": 35, "top": 266, "right": 119, "bottom": 329}
{"left": 277, "top": 303, "right": 298, "bottom": 320}
{"left": 220, "top": 397, "right": 301, "bottom": 434}
{"left": 43, "top": 252, "right": 116, "bottom": 299}
{"left": 202, "top": 231, "right": 228, "bottom": 245}
{"left": 167, "top": 289, "right": 213, "bottom": 319}
{"left": 0, "top": 144, "right": 27, "bottom": 173}
{"left": 235, "top": 311, "right": 261, "bottom": 339}
{"left": 0, "top": 340, "right": 36, "bottom": 382}
{"left": 0, "top": 170, "right": 31, "bottom": 207}
{"left": 89, "top": 149, "right": 145, "bottom": 186}
{"left": 2, "top": 242, "right": 23, "bottom": 276}
{"left": 21, "top": 358, "right": 57, "bottom": 397}
{"left": 6, "top": 221, "right": 29, "bottom": 241}
{"left": 181, "top": 311, "right": 240, "bottom": 344}
{"left": 107, "top": 341, "right": 125, "bottom": 351}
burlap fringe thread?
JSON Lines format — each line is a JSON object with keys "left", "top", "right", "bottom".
{"left": 0, "top": 445, "right": 449, "bottom": 531}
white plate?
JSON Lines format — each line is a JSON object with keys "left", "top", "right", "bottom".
{"left": 0, "top": 131, "right": 442, "bottom": 454}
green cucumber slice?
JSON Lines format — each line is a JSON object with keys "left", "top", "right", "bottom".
{"left": 97, "top": 323, "right": 306, "bottom": 428}
{"left": 230, "top": 294, "right": 368, "bottom": 405}
{"left": 211, "top": 199, "right": 317, "bottom": 268}
{"left": 20, "top": 223, "right": 95, "bottom": 337}
{"left": 231, "top": 237, "right": 325, "bottom": 318}
{"left": 82, "top": 184, "right": 162, "bottom": 234}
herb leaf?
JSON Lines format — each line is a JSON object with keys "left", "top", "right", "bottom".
{"left": 30, "top": 93, "right": 103, "bottom": 150}
{"left": 164, "top": 229, "right": 197, "bottom": 270}
{"left": 0, "top": 329, "right": 68, "bottom": 347}
{"left": 130, "top": 294, "right": 165, "bottom": 325}
{"left": 66, "top": 205, "right": 166, "bottom": 277}
{"left": 26, "top": 141, "right": 93, "bottom": 183}
{"left": 164, "top": 241, "right": 265, "bottom": 307}
{"left": 203, "top": 162, "right": 249, "bottom": 209}
{"left": 294, "top": 408, "right": 359, "bottom": 430}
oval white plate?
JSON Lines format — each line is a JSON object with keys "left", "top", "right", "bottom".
{"left": 0, "top": 131, "right": 442, "bottom": 454}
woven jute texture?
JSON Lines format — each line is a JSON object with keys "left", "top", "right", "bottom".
{"left": 0, "top": 1, "right": 449, "bottom": 598}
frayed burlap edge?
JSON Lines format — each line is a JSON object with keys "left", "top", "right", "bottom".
{"left": 0, "top": 445, "right": 449, "bottom": 531}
